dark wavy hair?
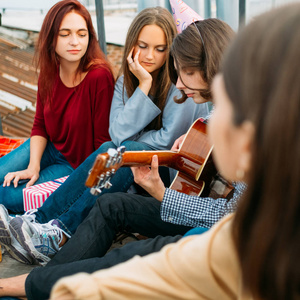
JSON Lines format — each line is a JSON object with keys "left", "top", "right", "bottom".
{"left": 222, "top": 4, "right": 300, "bottom": 299}
{"left": 35, "top": 0, "right": 113, "bottom": 104}
{"left": 170, "top": 18, "right": 234, "bottom": 103}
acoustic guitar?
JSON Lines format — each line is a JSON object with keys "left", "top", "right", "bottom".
{"left": 85, "top": 119, "right": 218, "bottom": 197}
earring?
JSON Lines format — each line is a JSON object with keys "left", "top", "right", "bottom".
{"left": 236, "top": 169, "right": 245, "bottom": 180}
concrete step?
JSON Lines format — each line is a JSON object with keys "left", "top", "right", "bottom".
{"left": 0, "top": 248, "right": 37, "bottom": 278}
{"left": 0, "top": 234, "right": 137, "bottom": 279}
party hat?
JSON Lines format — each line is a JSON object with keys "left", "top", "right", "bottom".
{"left": 169, "top": 0, "right": 203, "bottom": 33}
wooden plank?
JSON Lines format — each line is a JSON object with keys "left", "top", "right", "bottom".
{"left": 0, "top": 76, "right": 37, "bottom": 104}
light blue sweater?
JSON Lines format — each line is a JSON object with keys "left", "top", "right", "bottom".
{"left": 109, "top": 76, "right": 211, "bottom": 150}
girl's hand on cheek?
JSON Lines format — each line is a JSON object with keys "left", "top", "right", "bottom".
{"left": 127, "top": 48, "right": 152, "bottom": 94}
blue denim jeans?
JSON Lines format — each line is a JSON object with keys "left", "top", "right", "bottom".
{"left": 183, "top": 226, "right": 209, "bottom": 237}
{"left": 0, "top": 139, "right": 74, "bottom": 213}
{"left": 34, "top": 140, "right": 154, "bottom": 235}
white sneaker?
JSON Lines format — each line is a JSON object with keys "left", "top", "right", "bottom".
{"left": 22, "top": 209, "right": 38, "bottom": 222}
{"left": 9, "top": 217, "right": 66, "bottom": 265}
{"left": 0, "top": 204, "right": 34, "bottom": 264}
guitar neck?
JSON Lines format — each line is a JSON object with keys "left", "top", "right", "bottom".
{"left": 121, "top": 151, "right": 202, "bottom": 180}
{"left": 86, "top": 119, "right": 215, "bottom": 190}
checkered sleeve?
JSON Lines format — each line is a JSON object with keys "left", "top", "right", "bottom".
{"left": 160, "top": 182, "right": 247, "bottom": 228}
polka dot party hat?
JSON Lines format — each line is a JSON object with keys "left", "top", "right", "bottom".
{"left": 169, "top": 0, "right": 203, "bottom": 33}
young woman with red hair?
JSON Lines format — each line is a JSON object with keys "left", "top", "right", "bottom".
{"left": 0, "top": 0, "right": 114, "bottom": 213}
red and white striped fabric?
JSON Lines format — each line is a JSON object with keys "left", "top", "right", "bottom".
{"left": 23, "top": 176, "right": 69, "bottom": 211}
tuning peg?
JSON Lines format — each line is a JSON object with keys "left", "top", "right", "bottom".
{"left": 107, "top": 148, "right": 118, "bottom": 157}
{"left": 115, "top": 146, "right": 126, "bottom": 164}
{"left": 104, "top": 180, "right": 112, "bottom": 189}
{"left": 90, "top": 187, "right": 102, "bottom": 195}
{"left": 106, "top": 149, "right": 118, "bottom": 168}
{"left": 118, "top": 146, "right": 126, "bottom": 153}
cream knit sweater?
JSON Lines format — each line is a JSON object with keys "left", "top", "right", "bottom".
{"left": 51, "top": 214, "right": 252, "bottom": 300}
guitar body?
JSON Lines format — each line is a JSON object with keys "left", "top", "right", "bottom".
{"left": 169, "top": 119, "right": 216, "bottom": 196}
{"left": 86, "top": 119, "right": 220, "bottom": 197}
{"left": 170, "top": 173, "right": 205, "bottom": 196}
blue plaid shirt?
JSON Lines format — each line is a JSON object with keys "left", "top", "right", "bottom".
{"left": 161, "top": 113, "right": 246, "bottom": 229}
{"left": 160, "top": 182, "right": 246, "bottom": 229}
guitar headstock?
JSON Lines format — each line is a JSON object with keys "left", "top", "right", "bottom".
{"left": 86, "top": 146, "right": 125, "bottom": 195}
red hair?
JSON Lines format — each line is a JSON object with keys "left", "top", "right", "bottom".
{"left": 35, "top": 0, "right": 113, "bottom": 103}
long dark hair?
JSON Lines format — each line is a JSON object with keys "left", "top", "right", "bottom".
{"left": 118, "top": 6, "right": 177, "bottom": 130}
{"left": 222, "top": 4, "right": 300, "bottom": 299}
{"left": 170, "top": 18, "right": 234, "bottom": 103}
{"left": 35, "top": 0, "right": 113, "bottom": 104}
